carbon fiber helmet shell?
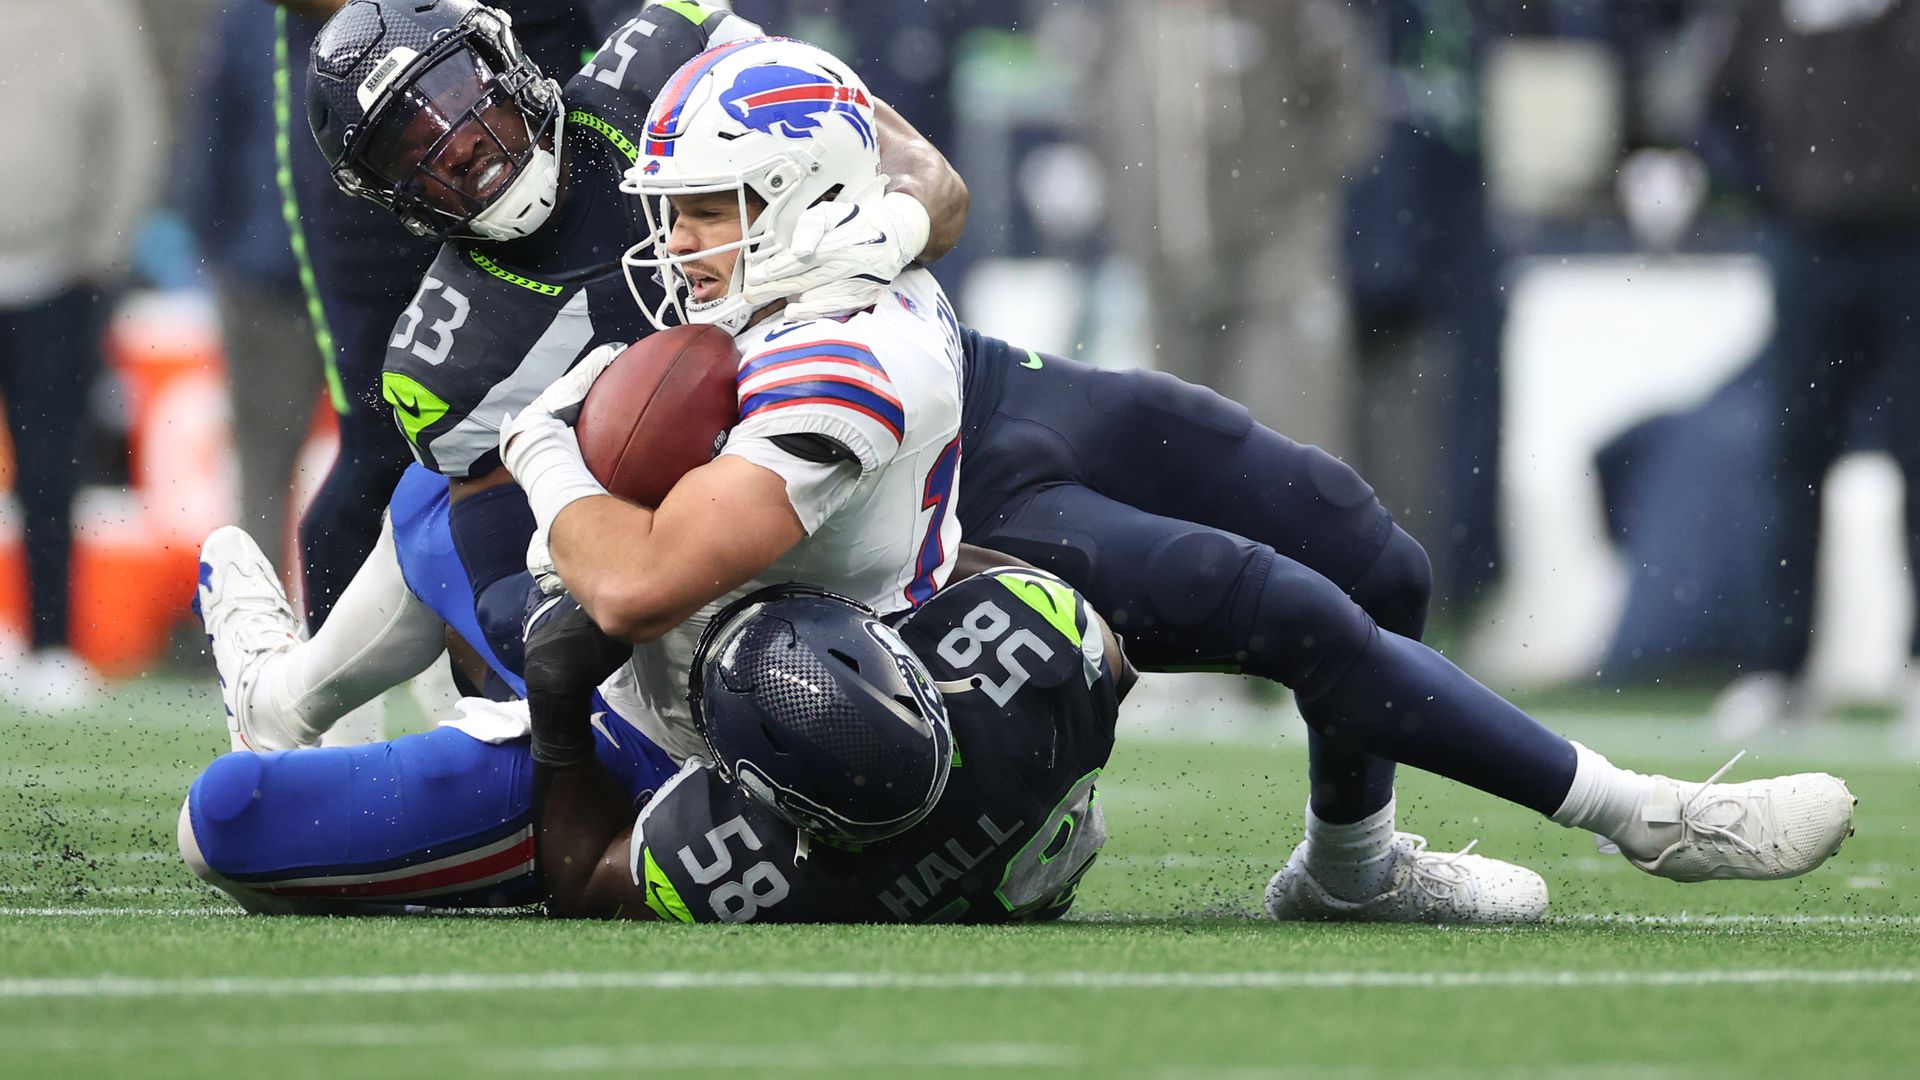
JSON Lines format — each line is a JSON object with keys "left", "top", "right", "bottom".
{"left": 689, "top": 585, "right": 953, "bottom": 845}
{"left": 307, "top": 0, "right": 563, "bottom": 240}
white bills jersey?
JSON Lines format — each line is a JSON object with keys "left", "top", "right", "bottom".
{"left": 601, "top": 268, "right": 966, "bottom": 762}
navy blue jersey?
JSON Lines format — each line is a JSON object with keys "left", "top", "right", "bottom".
{"left": 380, "top": 1, "right": 761, "bottom": 477}
{"left": 629, "top": 568, "right": 1121, "bottom": 924}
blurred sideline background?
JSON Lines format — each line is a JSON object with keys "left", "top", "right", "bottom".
{"left": 3, "top": 0, "right": 1913, "bottom": 740}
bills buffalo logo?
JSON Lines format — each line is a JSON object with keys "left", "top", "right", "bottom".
{"left": 642, "top": 160, "right": 661, "bottom": 175}
{"left": 719, "top": 64, "right": 875, "bottom": 149}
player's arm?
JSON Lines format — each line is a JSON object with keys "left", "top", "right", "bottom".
{"left": 523, "top": 593, "right": 656, "bottom": 919}
{"left": 544, "top": 458, "right": 806, "bottom": 642}
{"left": 875, "top": 102, "right": 968, "bottom": 266}
{"left": 442, "top": 468, "right": 540, "bottom": 676}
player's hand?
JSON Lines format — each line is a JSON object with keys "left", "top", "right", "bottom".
{"left": 523, "top": 591, "right": 630, "bottom": 769}
{"left": 523, "top": 341, "right": 625, "bottom": 428}
{"left": 498, "top": 342, "right": 622, "bottom": 531}
{"left": 526, "top": 520, "right": 564, "bottom": 596}
{"left": 744, "top": 182, "right": 931, "bottom": 317}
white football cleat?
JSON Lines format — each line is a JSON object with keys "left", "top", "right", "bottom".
{"left": 1265, "top": 833, "right": 1549, "bottom": 924}
{"left": 194, "top": 527, "right": 309, "bottom": 752}
{"left": 1613, "top": 752, "right": 1856, "bottom": 882}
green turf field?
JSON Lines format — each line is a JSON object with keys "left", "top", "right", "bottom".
{"left": 4, "top": 677, "right": 1917, "bottom": 1078}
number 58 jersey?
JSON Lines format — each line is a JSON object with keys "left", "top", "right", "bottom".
{"left": 628, "top": 568, "right": 1122, "bottom": 924}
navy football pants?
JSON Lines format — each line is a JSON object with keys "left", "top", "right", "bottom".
{"left": 958, "top": 348, "right": 1575, "bottom": 818}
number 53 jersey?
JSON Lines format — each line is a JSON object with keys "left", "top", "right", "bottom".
{"left": 628, "top": 567, "right": 1123, "bottom": 924}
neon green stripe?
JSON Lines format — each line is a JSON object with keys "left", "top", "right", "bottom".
{"left": 467, "top": 249, "right": 562, "bottom": 296}
{"left": 653, "top": 0, "right": 712, "bottom": 26}
{"left": 276, "top": 8, "right": 349, "bottom": 415}
{"left": 380, "top": 371, "right": 449, "bottom": 446}
{"left": 567, "top": 109, "right": 638, "bottom": 165}
{"left": 993, "top": 570, "right": 1083, "bottom": 647}
{"left": 642, "top": 847, "right": 695, "bottom": 923}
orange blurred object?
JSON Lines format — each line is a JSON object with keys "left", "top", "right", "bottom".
{"left": 0, "top": 293, "right": 245, "bottom": 676}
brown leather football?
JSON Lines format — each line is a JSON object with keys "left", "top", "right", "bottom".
{"left": 574, "top": 324, "right": 740, "bottom": 508}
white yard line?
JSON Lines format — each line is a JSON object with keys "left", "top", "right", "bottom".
{"left": 4, "top": 908, "right": 1916, "bottom": 926}
{"left": 1552, "top": 913, "right": 1920, "bottom": 927}
{"left": 0, "top": 907, "right": 235, "bottom": 918}
{"left": 504, "top": 1041, "right": 1080, "bottom": 1071}
{"left": 0, "top": 968, "right": 1915, "bottom": 1000}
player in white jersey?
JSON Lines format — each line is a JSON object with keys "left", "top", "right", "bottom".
{"left": 498, "top": 37, "right": 964, "bottom": 761}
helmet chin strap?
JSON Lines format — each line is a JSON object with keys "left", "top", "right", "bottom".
{"left": 466, "top": 104, "right": 564, "bottom": 241}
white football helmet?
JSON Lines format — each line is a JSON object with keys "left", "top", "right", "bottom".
{"left": 620, "top": 37, "right": 883, "bottom": 334}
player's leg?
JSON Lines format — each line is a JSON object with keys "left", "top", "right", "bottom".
{"left": 199, "top": 513, "right": 446, "bottom": 751}
{"left": 0, "top": 284, "right": 105, "bottom": 707}
{"left": 963, "top": 481, "right": 1538, "bottom": 920}
{"left": 1866, "top": 238, "right": 1920, "bottom": 740}
{"left": 179, "top": 695, "right": 674, "bottom": 914}
{"left": 972, "top": 483, "right": 1854, "bottom": 913}
{"left": 1715, "top": 226, "right": 1863, "bottom": 734}
{"left": 296, "top": 332, "right": 414, "bottom": 628}
{"left": 198, "top": 466, "right": 529, "bottom": 749}
{"left": 959, "top": 350, "right": 1421, "bottom": 825}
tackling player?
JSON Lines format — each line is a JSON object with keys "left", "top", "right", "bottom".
{"left": 196, "top": 1, "right": 1858, "bottom": 924}
{"left": 300, "top": 0, "right": 966, "bottom": 682}
{"left": 527, "top": 568, "right": 1127, "bottom": 923}
{"left": 181, "top": 553, "right": 1127, "bottom": 921}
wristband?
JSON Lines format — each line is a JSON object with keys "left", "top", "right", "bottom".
{"left": 501, "top": 411, "right": 608, "bottom": 532}
{"left": 882, "top": 190, "right": 933, "bottom": 264}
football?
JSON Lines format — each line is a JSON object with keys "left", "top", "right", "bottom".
{"left": 574, "top": 324, "right": 741, "bottom": 508}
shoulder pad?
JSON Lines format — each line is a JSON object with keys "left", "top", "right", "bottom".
{"left": 383, "top": 245, "right": 595, "bottom": 478}
{"left": 734, "top": 333, "right": 902, "bottom": 471}
{"left": 632, "top": 761, "right": 808, "bottom": 923}
{"left": 902, "top": 569, "right": 1105, "bottom": 694}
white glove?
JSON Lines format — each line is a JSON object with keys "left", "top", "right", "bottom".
{"left": 526, "top": 519, "right": 565, "bottom": 595}
{"left": 522, "top": 340, "right": 625, "bottom": 427}
{"left": 498, "top": 342, "right": 625, "bottom": 534}
{"left": 438, "top": 697, "right": 533, "bottom": 744}
{"left": 744, "top": 182, "right": 932, "bottom": 317}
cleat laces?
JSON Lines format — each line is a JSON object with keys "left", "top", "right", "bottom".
{"left": 1666, "top": 750, "right": 1766, "bottom": 859}
{"left": 1398, "top": 834, "right": 1483, "bottom": 902}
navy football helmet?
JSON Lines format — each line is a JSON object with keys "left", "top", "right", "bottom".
{"left": 689, "top": 585, "right": 953, "bottom": 845}
{"left": 307, "top": 0, "right": 563, "bottom": 240}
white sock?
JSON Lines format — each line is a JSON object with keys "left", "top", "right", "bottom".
{"left": 1549, "top": 741, "right": 1656, "bottom": 844}
{"left": 1302, "top": 798, "right": 1398, "bottom": 901}
{"left": 255, "top": 518, "right": 447, "bottom": 737}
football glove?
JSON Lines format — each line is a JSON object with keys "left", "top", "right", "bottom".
{"left": 744, "top": 182, "right": 931, "bottom": 320}
{"left": 498, "top": 342, "right": 623, "bottom": 534}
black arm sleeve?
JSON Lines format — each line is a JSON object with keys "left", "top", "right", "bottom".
{"left": 523, "top": 593, "right": 630, "bottom": 767}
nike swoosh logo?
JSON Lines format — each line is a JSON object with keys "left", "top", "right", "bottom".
{"left": 763, "top": 323, "right": 810, "bottom": 341}
{"left": 391, "top": 392, "right": 424, "bottom": 418}
{"left": 1020, "top": 350, "right": 1044, "bottom": 370}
